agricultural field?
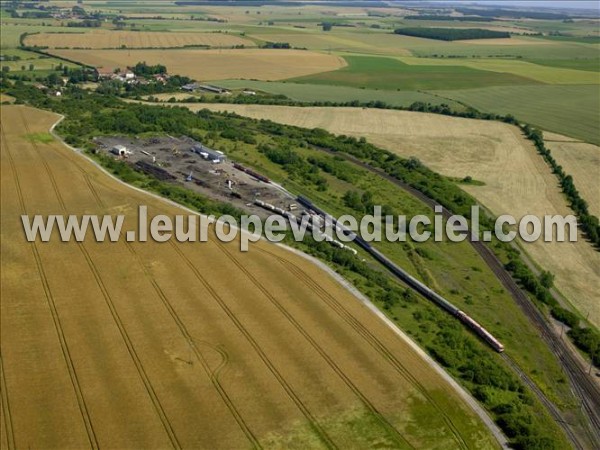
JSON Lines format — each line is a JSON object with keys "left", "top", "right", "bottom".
{"left": 0, "top": 52, "right": 76, "bottom": 73}
{"left": 0, "top": 105, "right": 501, "bottom": 449}
{"left": 396, "top": 56, "right": 600, "bottom": 85}
{"left": 433, "top": 85, "right": 600, "bottom": 145}
{"left": 178, "top": 103, "right": 600, "bottom": 328}
{"left": 24, "top": 30, "right": 253, "bottom": 49}
{"left": 2, "top": 1, "right": 600, "bottom": 448}
{"left": 156, "top": 80, "right": 466, "bottom": 109}
{"left": 1, "top": 24, "right": 75, "bottom": 48}
{"left": 49, "top": 48, "right": 347, "bottom": 81}
{"left": 292, "top": 55, "right": 540, "bottom": 91}
{"left": 544, "top": 132, "right": 600, "bottom": 217}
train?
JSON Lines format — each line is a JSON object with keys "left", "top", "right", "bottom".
{"left": 254, "top": 199, "right": 358, "bottom": 256}
{"left": 233, "top": 163, "right": 270, "bottom": 183}
{"left": 296, "top": 195, "right": 505, "bottom": 353}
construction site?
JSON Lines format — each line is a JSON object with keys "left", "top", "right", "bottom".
{"left": 94, "top": 135, "right": 298, "bottom": 218}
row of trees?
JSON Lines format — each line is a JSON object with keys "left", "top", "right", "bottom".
{"left": 455, "top": 7, "right": 569, "bottom": 20}
{"left": 394, "top": 27, "right": 510, "bottom": 41}
{"left": 261, "top": 41, "right": 291, "bottom": 49}
{"left": 522, "top": 125, "right": 600, "bottom": 248}
{"left": 407, "top": 15, "right": 496, "bottom": 22}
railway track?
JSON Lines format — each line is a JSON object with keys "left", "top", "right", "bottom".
{"left": 315, "top": 145, "right": 600, "bottom": 448}
{"left": 253, "top": 245, "right": 470, "bottom": 450}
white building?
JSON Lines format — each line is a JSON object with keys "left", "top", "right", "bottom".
{"left": 111, "top": 145, "right": 128, "bottom": 156}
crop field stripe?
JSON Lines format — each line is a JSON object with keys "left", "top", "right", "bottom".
{"left": 0, "top": 352, "right": 16, "bottom": 450}
{"left": 122, "top": 241, "right": 263, "bottom": 449}
{"left": 16, "top": 110, "right": 182, "bottom": 450}
{"left": 166, "top": 240, "right": 339, "bottom": 450}
{"left": 252, "top": 245, "right": 470, "bottom": 450}
{"left": 215, "top": 241, "right": 415, "bottom": 449}
{"left": 1, "top": 122, "right": 99, "bottom": 450}
{"left": 57, "top": 140, "right": 260, "bottom": 449}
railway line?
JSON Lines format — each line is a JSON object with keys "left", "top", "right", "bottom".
{"left": 294, "top": 195, "right": 505, "bottom": 353}
{"left": 313, "top": 145, "right": 600, "bottom": 448}
{"left": 252, "top": 245, "right": 472, "bottom": 450}
{"left": 214, "top": 240, "right": 418, "bottom": 450}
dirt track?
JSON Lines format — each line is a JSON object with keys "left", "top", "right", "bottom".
{"left": 0, "top": 105, "right": 499, "bottom": 448}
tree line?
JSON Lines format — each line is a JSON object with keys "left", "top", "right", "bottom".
{"left": 521, "top": 125, "right": 600, "bottom": 248}
{"left": 394, "top": 27, "right": 510, "bottom": 41}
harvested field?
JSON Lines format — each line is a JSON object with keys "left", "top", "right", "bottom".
{"left": 47, "top": 48, "right": 347, "bottom": 81}
{"left": 0, "top": 94, "right": 14, "bottom": 103}
{"left": 544, "top": 132, "right": 600, "bottom": 217}
{"left": 181, "top": 104, "right": 600, "bottom": 327}
{"left": 0, "top": 105, "right": 499, "bottom": 448}
{"left": 24, "top": 30, "right": 253, "bottom": 49}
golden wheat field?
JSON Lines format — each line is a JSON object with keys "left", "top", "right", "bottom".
{"left": 48, "top": 48, "right": 347, "bottom": 81}
{"left": 544, "top": 132, "right": 600, "bottom": 217}
{"left": 181, "top": 104, "right": 600, "bottom": 327}
{"left": 24, "top": 30, "right": 253, "bottom": 49}
{"left": 0, "top": 105, "right": 498, "bottom": 448}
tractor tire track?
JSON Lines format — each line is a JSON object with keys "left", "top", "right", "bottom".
{"left": 121, "top": 240, "right": 262, "bottom": 449}
{"left": 0, "top": 352, "right": 16, "bottom": 450}
{"left": 17, "top": 111, "right": 181, "bottom": 450}
{"left": 252, "top": 245, "right": 468, "bottom": 450}
{"left": 167, "top": 240, "right": 339, "bottom": 450}
{"left": 215, "top": 241, "right": 415, "bottom": 449}
{"left": 1, "top": 122, "right": 99, "bottom": 450}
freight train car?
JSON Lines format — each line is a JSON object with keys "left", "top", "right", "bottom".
{"left": 296, "top": 195, "right": 504, "bottom": 352}
{"left": 233, "top": 163, "right": 270, "bottom": 183}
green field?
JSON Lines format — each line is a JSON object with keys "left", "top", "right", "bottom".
{"left": 396, "top": 56, "right": 599, "bottom": 84}
{"left": 526, "top": 57, "right": 600, "bottom": 72}
{"left": 0, "top": 23, "right": 86, "bottom": 48}
{"left": 433, "top": 85, "right": 600, "bottom": 145}
{"left": 212, "top": 79, "right": 465, "bottom": 108}
{"left": 291, "top": 55, "right": 540, "bottom": 91}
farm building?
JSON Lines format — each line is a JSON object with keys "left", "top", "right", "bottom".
{"left": 111, "top": 144, "right": 129, "bottom": 156}
{"left": 198, "top": 84, "right": 231, "bottom": 95}
{"left": 96, "top": 67, "right": 114, "bottom": 79}
{"left": 182, "top": 82, "right": 200, "bottom": 92}
{"left": 191, "top": 143, "right": 226, "bottom": 163}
